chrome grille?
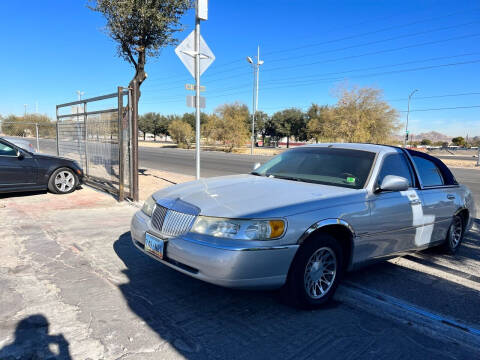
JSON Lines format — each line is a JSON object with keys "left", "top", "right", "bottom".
{"left": 151, "top": 204, "right": 196, "bottom": 237}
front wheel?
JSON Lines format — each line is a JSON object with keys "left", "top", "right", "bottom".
{"left": 48, "top": 168, "right": 78, "bottom": 194}
{"left": 283, "top": 234, "right": 343, "bottom": 309}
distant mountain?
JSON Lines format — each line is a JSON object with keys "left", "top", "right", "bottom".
{"left": 392, "top": 131, "right": 452, "bottom": 143}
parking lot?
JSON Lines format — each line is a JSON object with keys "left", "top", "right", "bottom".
{"left": 0, "top": 177, "right": 479, "bottom": 359}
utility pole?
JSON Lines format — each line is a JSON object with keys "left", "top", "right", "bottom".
{"left": 404, "top": 89, "right": 418, "bottom": 148}
{"left": 246, "top": 46, "right": 264, "bottom": 155}
{"left": 24, "top": 104, "right": 27, "bottom": 116}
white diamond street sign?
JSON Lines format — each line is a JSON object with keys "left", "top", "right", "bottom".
{"left": 175, "top": 30, "right": 215, "bottom": 78}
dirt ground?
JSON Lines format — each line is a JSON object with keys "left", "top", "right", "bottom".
{"left": 138, "top": 168, "right": 195, "bottom": 201}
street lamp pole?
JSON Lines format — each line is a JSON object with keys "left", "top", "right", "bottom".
{"left": 247, "top": 46, "right": 263, "bottom": 155}
{"left": 404, "top": 89, "right": 418, "bottom": 148}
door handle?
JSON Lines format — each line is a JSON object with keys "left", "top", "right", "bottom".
{"left": 447, "top": 194, "right": 455, "bottom": 200}
{"left": 410, "top": 199, "right": 421, "bottom": 205}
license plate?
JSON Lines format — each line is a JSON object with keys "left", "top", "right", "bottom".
{"left": 144, "top": 233, "right": 165, "bottom": 259}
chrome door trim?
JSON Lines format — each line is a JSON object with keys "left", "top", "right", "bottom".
{"left": 297, "top": 218, "right": 356, "bottom": 245}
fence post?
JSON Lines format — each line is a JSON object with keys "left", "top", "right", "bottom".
{"left": 55, "top": 107, "right": 60, "bottom": 156}
{"left": 35, "top": 123, "right": 40, "bottom": 152}
{"left": 118, "top": 87, "right": 124, "bottom": 202}
{"left": 131, "top": 80, "right": 139, "bottom": 202}
{"left": 84, "top": 101, "right": 89, "bottom": 176}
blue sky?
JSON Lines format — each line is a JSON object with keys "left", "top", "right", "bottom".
{"left": 0, "top": 0, "right": 479, "bottom": 137}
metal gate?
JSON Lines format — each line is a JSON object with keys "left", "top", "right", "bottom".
{"left": 56, "top": 88, "right": 134, "bottom": 201}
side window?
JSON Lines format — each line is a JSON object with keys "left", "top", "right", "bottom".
{"left": 0, "top": 142, "right": 17, "bottom": 156}
{"left": 377, "top": 154, "right": 413, "bottom": 187}
{"left": 412, "top": 156, "right": 444, "bottom": 187}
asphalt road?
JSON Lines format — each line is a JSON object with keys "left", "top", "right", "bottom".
{"left": 27, "top": 137, "right": 480, "bottom": 205}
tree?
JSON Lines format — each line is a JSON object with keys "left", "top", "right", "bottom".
{"left": 252, "top": 111, "right": 269, "bottom": 146}
{"left": 420, "top": 139, "right": 432, "bottom": 146}
{"left": 451, "top": 136, "right": 465, "bottom": 146}
{"left": 168, "top": 120, "right": 194, "bottom": 148}
{"left": 89, "top": 0, "right": 192, "bottom": 97}
{"left": 182, "top": 112, "right": 208, "bottom": 130}
{"left": 214, "top": 103, "right": 250, "bottom": 151}
{"left": 333, "top": 85, "right": 399, "bottom": 143}
{"left": 271, "top": 108, "right": 306, "bottom": 148}
{"left": 138, "top": 114, "right": 153, "bottom": 140}
{"left": 306, "top": 104, "right": 336, "bottom": 143}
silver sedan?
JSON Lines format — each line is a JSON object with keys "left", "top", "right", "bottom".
{"left": 131, "top": 143, "right": 475, "bottom": 309}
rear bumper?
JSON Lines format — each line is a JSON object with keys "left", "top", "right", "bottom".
{"left": 130, "top": 211, "right": 298, "bottom": 289}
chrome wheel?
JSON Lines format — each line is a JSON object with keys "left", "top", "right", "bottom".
{"left": 449, "top": 216, "right": 463, "bottom": 249}
{"left": 304, "top": 247, "right": 337, "bottom": 299}
{"left": 54, "top": 171, "right": 75, "bottom": 193}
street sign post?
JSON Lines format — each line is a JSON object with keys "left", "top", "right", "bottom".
{"left": 175, "top": 0, "right": 214, "bottom": 180}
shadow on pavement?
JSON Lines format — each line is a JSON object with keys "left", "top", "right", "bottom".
{"left": 113, "top": 232, "right": 478, "bottom": 360}
{"left": 0, "top": 190, "right": 47, "bottom": 199}
{"left": 0, "top": 314, "right": 71, "bottom": 360}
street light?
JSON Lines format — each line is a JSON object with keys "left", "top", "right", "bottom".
{"left": 246, "top": 46, "right": 263, "bottom": 155}
{"left": 404, "top": 89, "right": 418, "bottom": 148}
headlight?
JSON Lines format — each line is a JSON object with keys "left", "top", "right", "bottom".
{"left": 191, "top": 216, "right": 285, "bottom": 240}
{"left": 142, "top": 196, "right": 156, "bottom": 217}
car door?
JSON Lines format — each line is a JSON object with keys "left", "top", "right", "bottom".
{"left": 409, "top": 153, "right": 457, "bottom": 245}
{"left": 0, "top": 141, "right": 37, "bottom": 191}
{"left": 366, "top": 152, "right": 420, "bottom": 258}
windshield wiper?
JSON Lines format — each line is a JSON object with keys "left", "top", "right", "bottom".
{"left": 250, "top": 171, "right": 262, "bottom": 176}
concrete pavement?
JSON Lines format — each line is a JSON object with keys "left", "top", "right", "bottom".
{"left": 1, "top": 188, "right": 479, "bottom": 359}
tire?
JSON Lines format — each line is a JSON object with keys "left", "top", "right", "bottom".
{"left": 283, "top": 234, "right": 343, "bottom": 309}
{"left": 48, "top": 167, "right": 78, "bottom": 194}
{"left": 441, "top": 215, "right": 464, "bottom": 254}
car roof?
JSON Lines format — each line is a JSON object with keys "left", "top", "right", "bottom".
{"left": 302, "top": 142, "right": 399, "bottom": 155}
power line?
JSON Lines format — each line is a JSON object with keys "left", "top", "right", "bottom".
{"left": 263, "top": 52, "right": 479, "bottom": 85}
{"left": 141, "top": 58, "right": 480, "bottom": 104}
{"left": 146, "top": 32, "right": 480, "bottom": 92}
{"left": 399, "top": 105, "right": 480, "bottom": 112}
{"left": 147, "top": 8, "right": 479, "bottom": 83}
{"left": 266, "top": 21, "right": 478, "bottom": 66}
{"left": 259, "top": 59, "right": 480, "bottom": 90}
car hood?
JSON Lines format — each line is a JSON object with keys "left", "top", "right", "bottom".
{"left": 153, "top": 174, "right": 365, "bottom": 218}
{"left": 34, "top": 153, "right": 75, "bottom": 162}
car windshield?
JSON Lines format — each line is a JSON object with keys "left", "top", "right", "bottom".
{"left": 253, "top": 147, "right": 376, "bottom": 189}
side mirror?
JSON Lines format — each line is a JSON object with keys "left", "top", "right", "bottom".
{"left": 253, "top": 162, "right": 261, "bottom": 171}
{"left": 377, "top": 175, "right": 409, "bottom": 192}
{"left": 17, "top": 150, "right": 24, "bottom": 160}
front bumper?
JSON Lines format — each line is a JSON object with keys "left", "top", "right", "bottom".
{"left": 130, "top": 211, "right": 298, "bottom": 289}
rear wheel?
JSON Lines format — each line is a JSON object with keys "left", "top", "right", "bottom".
{"left": 441, "top": 215, "right": 464, "bottom": 254}
{"left": 283, "top": 234, "right": 343, "bottom": 309}
{"left": 48, "top": 168, "right": 78, "bottom": 194}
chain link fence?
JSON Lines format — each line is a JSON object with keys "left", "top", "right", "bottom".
{"left": 0, "top": 120, "right": 57, "bottom": 154}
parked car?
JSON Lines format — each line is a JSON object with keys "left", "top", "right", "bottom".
{"left": 0, "top": 137, "right": 83, "bottom": 194}
{"left": 2, "top": 137, "right": 36, "bottom": 153}
{"left": 130, "top": 143, "right": 476, "bottom": 309}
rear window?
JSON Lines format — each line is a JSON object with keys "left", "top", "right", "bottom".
{"left": 411, "top": 156, "right": 444, "bottom": 187}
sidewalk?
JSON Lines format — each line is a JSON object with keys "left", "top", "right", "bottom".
{"left": 0, "top": 186, "right": 479, "bottom": 359}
